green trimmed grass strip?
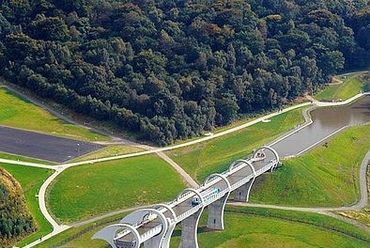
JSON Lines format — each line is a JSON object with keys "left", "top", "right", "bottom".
{"left": 315, "top": 73, "right": 368, "bottom": 101}
{"left": 251, "top": 124, "right": 370, "bottom": 207}
{"left": 170, "top": 206, "right": 370, "bottom": 248}
{"left": 0, "top": 151, "right": 55, "bottom": 165}
{"left": 166, "top": 108, "right": 306, "bottom": 182}
{"left": 36, "top": 206, "right": 370, "bottom": 248}
{"left": 48, "top": 154, "right": 185, "bottom": 223}
{"left": 72, "top": 145, "right": 144, "bottom": 162}
{"left": 34, "top": 212, "right": 128, "bottom": 248}
{"left": 0, "top": 163, "right": 53, "bottom": 247}
{"left": 0, "top": 87, "right": 108, "bottom": 142}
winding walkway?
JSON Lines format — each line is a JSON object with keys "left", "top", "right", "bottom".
{"left": 6, "top": 92, "right": 369, "bottom": 247}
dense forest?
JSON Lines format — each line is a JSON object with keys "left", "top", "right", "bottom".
{"left": 0, "top": 169, "right": 36, "bottom": 247}
{"left": 0, "top": 0, "right": 369, "bottom": 145}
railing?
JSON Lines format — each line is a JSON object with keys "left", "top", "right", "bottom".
{"left": 229, "top": 174, "right": 254, "bottom": 191}
{"left": 177, "top": 205, "right": 203, "bottom": 222}
{"left": 113, "top": 158, "right": 279, "bottom": 242}
{"left": 140, "top": 225, "right": 162, "bottom": 242}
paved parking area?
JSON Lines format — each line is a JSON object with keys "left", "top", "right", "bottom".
{"left": 0, "top": 126, "right": 103, "bottom": 163}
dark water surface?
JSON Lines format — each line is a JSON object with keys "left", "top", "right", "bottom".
{"left": 272, "top": 96, "right": 370, "bottom": 158}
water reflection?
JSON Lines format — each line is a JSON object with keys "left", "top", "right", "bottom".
{"left": 272, "top": 96, "right": 370, "bottom": 158}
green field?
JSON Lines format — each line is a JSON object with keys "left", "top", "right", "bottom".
{"left": 0, "top": 87, "right": 108, "bottom": 141}
{"left": 171, "top": 207, "right": 370, "bottom": 248}
{"left": 315, "top": 72, "right": 369, "bottom": 101}
{"left": 48, "top": 154, "right": 185, "bottom": 223}
{"left": 166, "top": 108, "right": 306, "bottom": 182}
{"left": 34, "top": 212, "right": 128, "bottom": 248}
{"left": 0, "top": 151, "right": 55, "bottom": 164}
{"left": 251, "top": 125, "right": 370, "bottom": 207}
{"left": 72, "top": 145, "right": 144, "bottom": 162}
{"left": 35, "top": 207, "right": 370, "bottom": 248}
{"left": 339, "top": 171, "right": 370, "bottom": 226}
{"left": 0, "top": 163, "right": 53, "bottom": 247}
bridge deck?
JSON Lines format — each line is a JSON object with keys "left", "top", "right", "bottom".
{"left": 112, "top": 149, "right": 278, "bottom": 245}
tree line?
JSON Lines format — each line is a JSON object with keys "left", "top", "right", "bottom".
{"left": 0, "top": 0, "right": 369, "bottom": 145}
{"left": 0, "top": 169, "right": 36, "bottom": 248}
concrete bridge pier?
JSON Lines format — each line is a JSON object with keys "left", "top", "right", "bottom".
{"left": 234, "top": 178, "right": 255, "bottom": 202}
{"left": 180, "top": 208, "right": 203, "bottom": 248}
{"left": 207, "top": 193, "right": 229, "bottom": 230}
{"left": 160, "top": 222, "right": 176, "bottom": 248}
{"left": 144, "top": 234, "right": 162, "bottom": 248}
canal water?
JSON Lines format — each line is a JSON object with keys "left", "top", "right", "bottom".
{"left": 272, "top": 95, "right": 370, "bottom": 158}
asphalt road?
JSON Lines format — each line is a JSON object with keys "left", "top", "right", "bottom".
{"left": 0, "top": 126, "right": 103, "bottom": 162}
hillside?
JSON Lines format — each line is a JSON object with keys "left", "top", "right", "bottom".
{"left": 0, "top": 0, "right": 369, "bottom": 145}
{"left": 0, "top": 168, "right": 36, "bottom": 248}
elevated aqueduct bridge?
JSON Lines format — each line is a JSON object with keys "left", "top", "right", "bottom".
{"left": 94, "top": 146, "right": 280, "bottom": 248}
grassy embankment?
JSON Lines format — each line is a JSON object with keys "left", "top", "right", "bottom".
{"left": 0, "top": 163, "right": 53, "bottom": 247}
{"left": 315, "top": 72, "right": 369, "bottom": 101}
{"left": 0, "top": 152, "right": 56, "bottom": 164}
{"left": 48, "top": 154, "right": 185, "bottom": 223}
{"left": 71, "top": 145, "right": 144, "bottom": 162}
{"left": 339, "top": 169, "right": 370, "bottom": 226}
{"left": 251, "top": 124, "right": 370, "bottom": 207}
{"left": 0, "top": 87, "right": 107, "bottom": 142}
{"left": 166, "top": 107, "right": 306, "bottom": 182}
{"left": 35, "top": 207, "right": 370, "bottom": 248}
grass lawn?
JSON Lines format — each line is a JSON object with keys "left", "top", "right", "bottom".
{"left": 251, "top": 125, "right": 370, "bottom": 207}
{"left": 72, "top": 145, "right": 144, "bottom": 162}
{"left": 35, "top": 206, "right": 370, "bottom": 248}
{"left": 339, "top": 169, "right": 370, "bottom": 226}
{"left": 34, "top": 212, "right": 129, "bottom": 248}
{"left": 166, "top": 108, "right": 306, "bottom": 182}
{"left": 0, "top": 151, "right": 55, "bottom": 164}
{"left": 48, "top": 154, "right": 185, "bottom": 223}
{"left": 0, "top": 163, "right": 53, "bottom": 247}
{"left": 0, "top": 87, "right": 108, "bottom": 142}
{"left": 315, "top": 72, "right": 368, "bottom": 101}
{"left": 171, "top": 207, "right": 370, "bottom": 248}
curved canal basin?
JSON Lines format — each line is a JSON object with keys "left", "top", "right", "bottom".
{"left": 271, "top": 95, "right": 370, "bottom": 158}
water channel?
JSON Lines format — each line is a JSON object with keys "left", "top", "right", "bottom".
{"left": 272, "top": 95, "right": 370, "bottom": 158}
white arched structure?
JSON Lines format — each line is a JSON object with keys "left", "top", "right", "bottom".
{"left": 93, "top": 223, "right": 141, "bottom": 248}
{"left": 177, "top": 188, "right": 205, "bottom": 248}
{"left": 232, "top": 159, "right": 257, "bottom": 202}
{"left": 94, "top": 146, "right": 281, "bottom": 248}
{"left": 155, "top": 203, "right": 177, "bottom": 222}
{"left": 155, "top": 204, "right": 177, "bottom": 248}
{"left": 127, "top": 209, "right": 168, "bottom": 248}
{"left": 176, "top": 188, "right": 205, "bottom": 205}
{"left": 204, "top": 173, "right": 231, "bottom": 230}
{"left": 204, "top": 173, "right": 231, "bottom": 190}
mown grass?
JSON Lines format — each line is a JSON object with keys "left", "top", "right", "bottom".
{"left": 0, "top": 163, "right": 53, "bottom": 247}
{"left": 48, "top": 154, "right": 185, "bottom": 223}
{"left": 166, "top": 108, "right": 306, "bottom": 182}
{"left": 0, "top": 151, "right": 55, "bottom": 164}
{"left": 315, "top": 72, "right": 368, "bottom": 101}
{"left": 72, "top": 145, "right": 144, "bottom": 162}
{"left": 34, "top": 211, "right": 129, "bottom": 248}
{"left": 172, "top": 207, "right": 370, "bottom": 248}
{"left": 0, "top": 87, "right": 108, "bottom": 141}
{"left": 339, "top": 170, "right": 370, "bottom": 226}
{"left": 251, "top": 124, "right": 370, "bottom": 207}
{"left": 35, "top": 206, "right": 370, "bottom": 248}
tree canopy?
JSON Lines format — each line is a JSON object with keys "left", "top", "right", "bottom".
{"left": 0, "top": 169, "right": 35, "bottom": 247}
{"left": 0, "top": 0, "right": 369, "bottom": 145}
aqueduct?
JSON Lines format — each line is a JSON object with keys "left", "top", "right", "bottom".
{"left": 93, "top": 146, "right": 280, "bottom": 248}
